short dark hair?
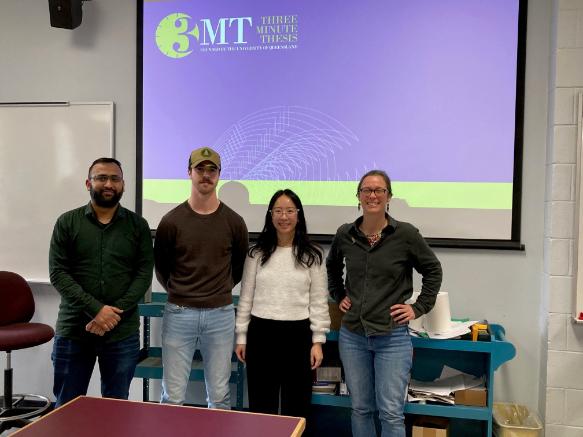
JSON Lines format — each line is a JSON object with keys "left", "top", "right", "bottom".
{"left": 250, "top": 189, "right": 322, "bottom": 268}
{"left": 88, "top": 157, "right": 123, "bottom": 179}
{"left": 356, "top": 169, "right": 392, "bottom": 196}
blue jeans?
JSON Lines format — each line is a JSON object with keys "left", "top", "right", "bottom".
{"left": 339, "top": 325, "right": 412, "bottom": 437}
{"left": 160, "top": 302, "right": 235, "bottom": 409}
{"left": 51, "top": 333, "right": 140, "bottom": 408}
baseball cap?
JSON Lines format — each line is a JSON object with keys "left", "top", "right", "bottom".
{"left": 189, "top": 147, "right": 221, "bottom": 169}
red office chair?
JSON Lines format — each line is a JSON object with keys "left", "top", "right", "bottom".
{"left": 0, "top": 271, "right": 55, "bottom": 432}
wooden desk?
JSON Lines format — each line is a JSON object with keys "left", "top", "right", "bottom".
{"left": 12, "top": 396, "right": 305, "bottom": 437}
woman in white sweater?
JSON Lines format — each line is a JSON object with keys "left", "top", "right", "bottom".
{"left": 235, "top": 189, "right": 330, "bottom": 427}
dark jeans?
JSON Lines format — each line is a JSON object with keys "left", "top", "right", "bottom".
{"left": 246, "top": 316, "right": 313, "bottom": 420}
{"left": 51, "top": 333, "right": 140, "bottom": 408}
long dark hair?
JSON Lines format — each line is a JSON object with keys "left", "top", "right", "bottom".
{"left": 250, "top": 189, "right": 322, "bottom": 268}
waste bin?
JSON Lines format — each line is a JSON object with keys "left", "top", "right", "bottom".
{"left": 493, "top": 403, "right": 543, "bottom": 437}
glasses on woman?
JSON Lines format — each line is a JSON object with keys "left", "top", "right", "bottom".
{"left": 359, "top": 188, "right": 387, "bottom": 196}
{"left": 270, "top": 208, "right": 299, "bottom": 217}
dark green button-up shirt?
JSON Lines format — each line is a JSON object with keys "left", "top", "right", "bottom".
{"left": 49, "top": 203, "right": 154, "bottom": 342}
{"left": 326, "top": 215, "right": 442, "bottom": 336}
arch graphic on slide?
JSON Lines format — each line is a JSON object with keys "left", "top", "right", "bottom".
{"left": 215, "top": 106, "right": 359, "bottom": 181}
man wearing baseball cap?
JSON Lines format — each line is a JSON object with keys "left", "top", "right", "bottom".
{"left": 154, "top": 146, "right": 248, "bottom": 409}
{"left": 189, "top": 146, "right": 221, "bottom": 169}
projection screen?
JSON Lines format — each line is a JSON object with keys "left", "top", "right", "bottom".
{"left": 138, "top": 0, "right": 526, "bottom": 248}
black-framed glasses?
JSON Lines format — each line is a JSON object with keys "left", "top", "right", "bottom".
{"left": 90, "top": 175, "right": 123, "bottom": 183}
{"left": 270, "top": 208, "right": 299, "bottom": 217}
{"left": 359, "top": 188, "right": 387, "bottom": 196}
{"left": 192, "top": 164, "right": 219, "bottom": 176}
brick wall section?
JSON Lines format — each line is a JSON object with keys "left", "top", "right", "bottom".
{"left": 545, "top": 1, "right": 583, "bottom": 435}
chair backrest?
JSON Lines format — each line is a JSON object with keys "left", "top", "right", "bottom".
{"left": 0, "top": 271, "right": 35, "bottom": 326}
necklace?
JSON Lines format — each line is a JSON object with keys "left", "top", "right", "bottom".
{"left": 360, "top": 219, "right": 387, "bottom": 247}
{"left": 365, "top": 231, "right": 382, "bottom": 247}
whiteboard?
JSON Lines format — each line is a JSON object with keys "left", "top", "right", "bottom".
{"left": 0, "top": 102, "right": 114, "bottom": 282}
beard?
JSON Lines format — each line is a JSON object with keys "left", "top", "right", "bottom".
{"left": 90, "top": 187, "right": 123, "bottom": 208}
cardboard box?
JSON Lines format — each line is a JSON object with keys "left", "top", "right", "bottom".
{"left": 454, "top": 387, "right": 487, "bottom": 406}
{"left": 412, "top": 416, "right": 449, "bottom": 437}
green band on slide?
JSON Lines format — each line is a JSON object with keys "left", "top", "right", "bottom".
{"left": 143, "top": 179, "right": 512, "bottom": 209}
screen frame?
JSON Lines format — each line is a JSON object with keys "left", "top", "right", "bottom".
{"left": 136, "top": 0, "right": 528, "bottom": 250}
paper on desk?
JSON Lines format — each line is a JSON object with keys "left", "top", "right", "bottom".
{"left": 407, "top": 392, "right": 455, "bottom": 404}
{"left": 440, "top": 366, "right": 485, "bottom": 390}
{"left": 409, "top": 368, "right": 485, "bottom": 396}
{"left": 427, "top": 320, "right": 477, "bottom": 339}
{"left": 410, "top": 376, "right": 459, "bottom": 396}
{"left": 409, "top": 320, "right": 477, "bottom": 339}
{"left": 440, "top": 365, "right": 463, "bottom": 379}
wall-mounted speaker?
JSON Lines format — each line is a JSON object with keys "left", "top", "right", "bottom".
{"left": 48, "top": 0, "right": 83, "bottom": 30}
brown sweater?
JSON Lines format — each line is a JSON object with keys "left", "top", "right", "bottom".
{"left": 154, "top": 201, "right": 248, "bottom": 308}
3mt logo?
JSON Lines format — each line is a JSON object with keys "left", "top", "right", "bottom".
{"left": 156, "top": 13, "right": 252, "bottom": 58}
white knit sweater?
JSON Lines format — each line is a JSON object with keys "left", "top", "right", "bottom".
{"left": 235, "top": 246, "right": 330, "bottom": 344}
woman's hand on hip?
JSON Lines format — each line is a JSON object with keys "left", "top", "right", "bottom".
{"left": 390, "top": 303, "right": 415, "bottom": 325}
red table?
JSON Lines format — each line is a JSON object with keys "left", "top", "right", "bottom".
{"left": 12, "top": 396, "right": 305, "bottom": 437}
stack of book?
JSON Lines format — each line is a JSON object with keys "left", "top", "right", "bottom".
{"left": 312, "top": 382, "right": 337, "bottom": 395}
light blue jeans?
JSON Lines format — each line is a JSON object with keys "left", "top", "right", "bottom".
{"left": 339, "top": 325, "right": 412, "bottom": 437}
{"left": 160, "top": 302, "right": 235, "bottom": 409}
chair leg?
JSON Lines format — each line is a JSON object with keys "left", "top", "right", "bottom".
{"left": 0, "top": 394, "right": 52, "bottom": 426}
{"left": 0, "top": 353, "right": 52, "bottom": 427}
{"left": 4, "top": 365, "right": 13, "bottom": 409}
